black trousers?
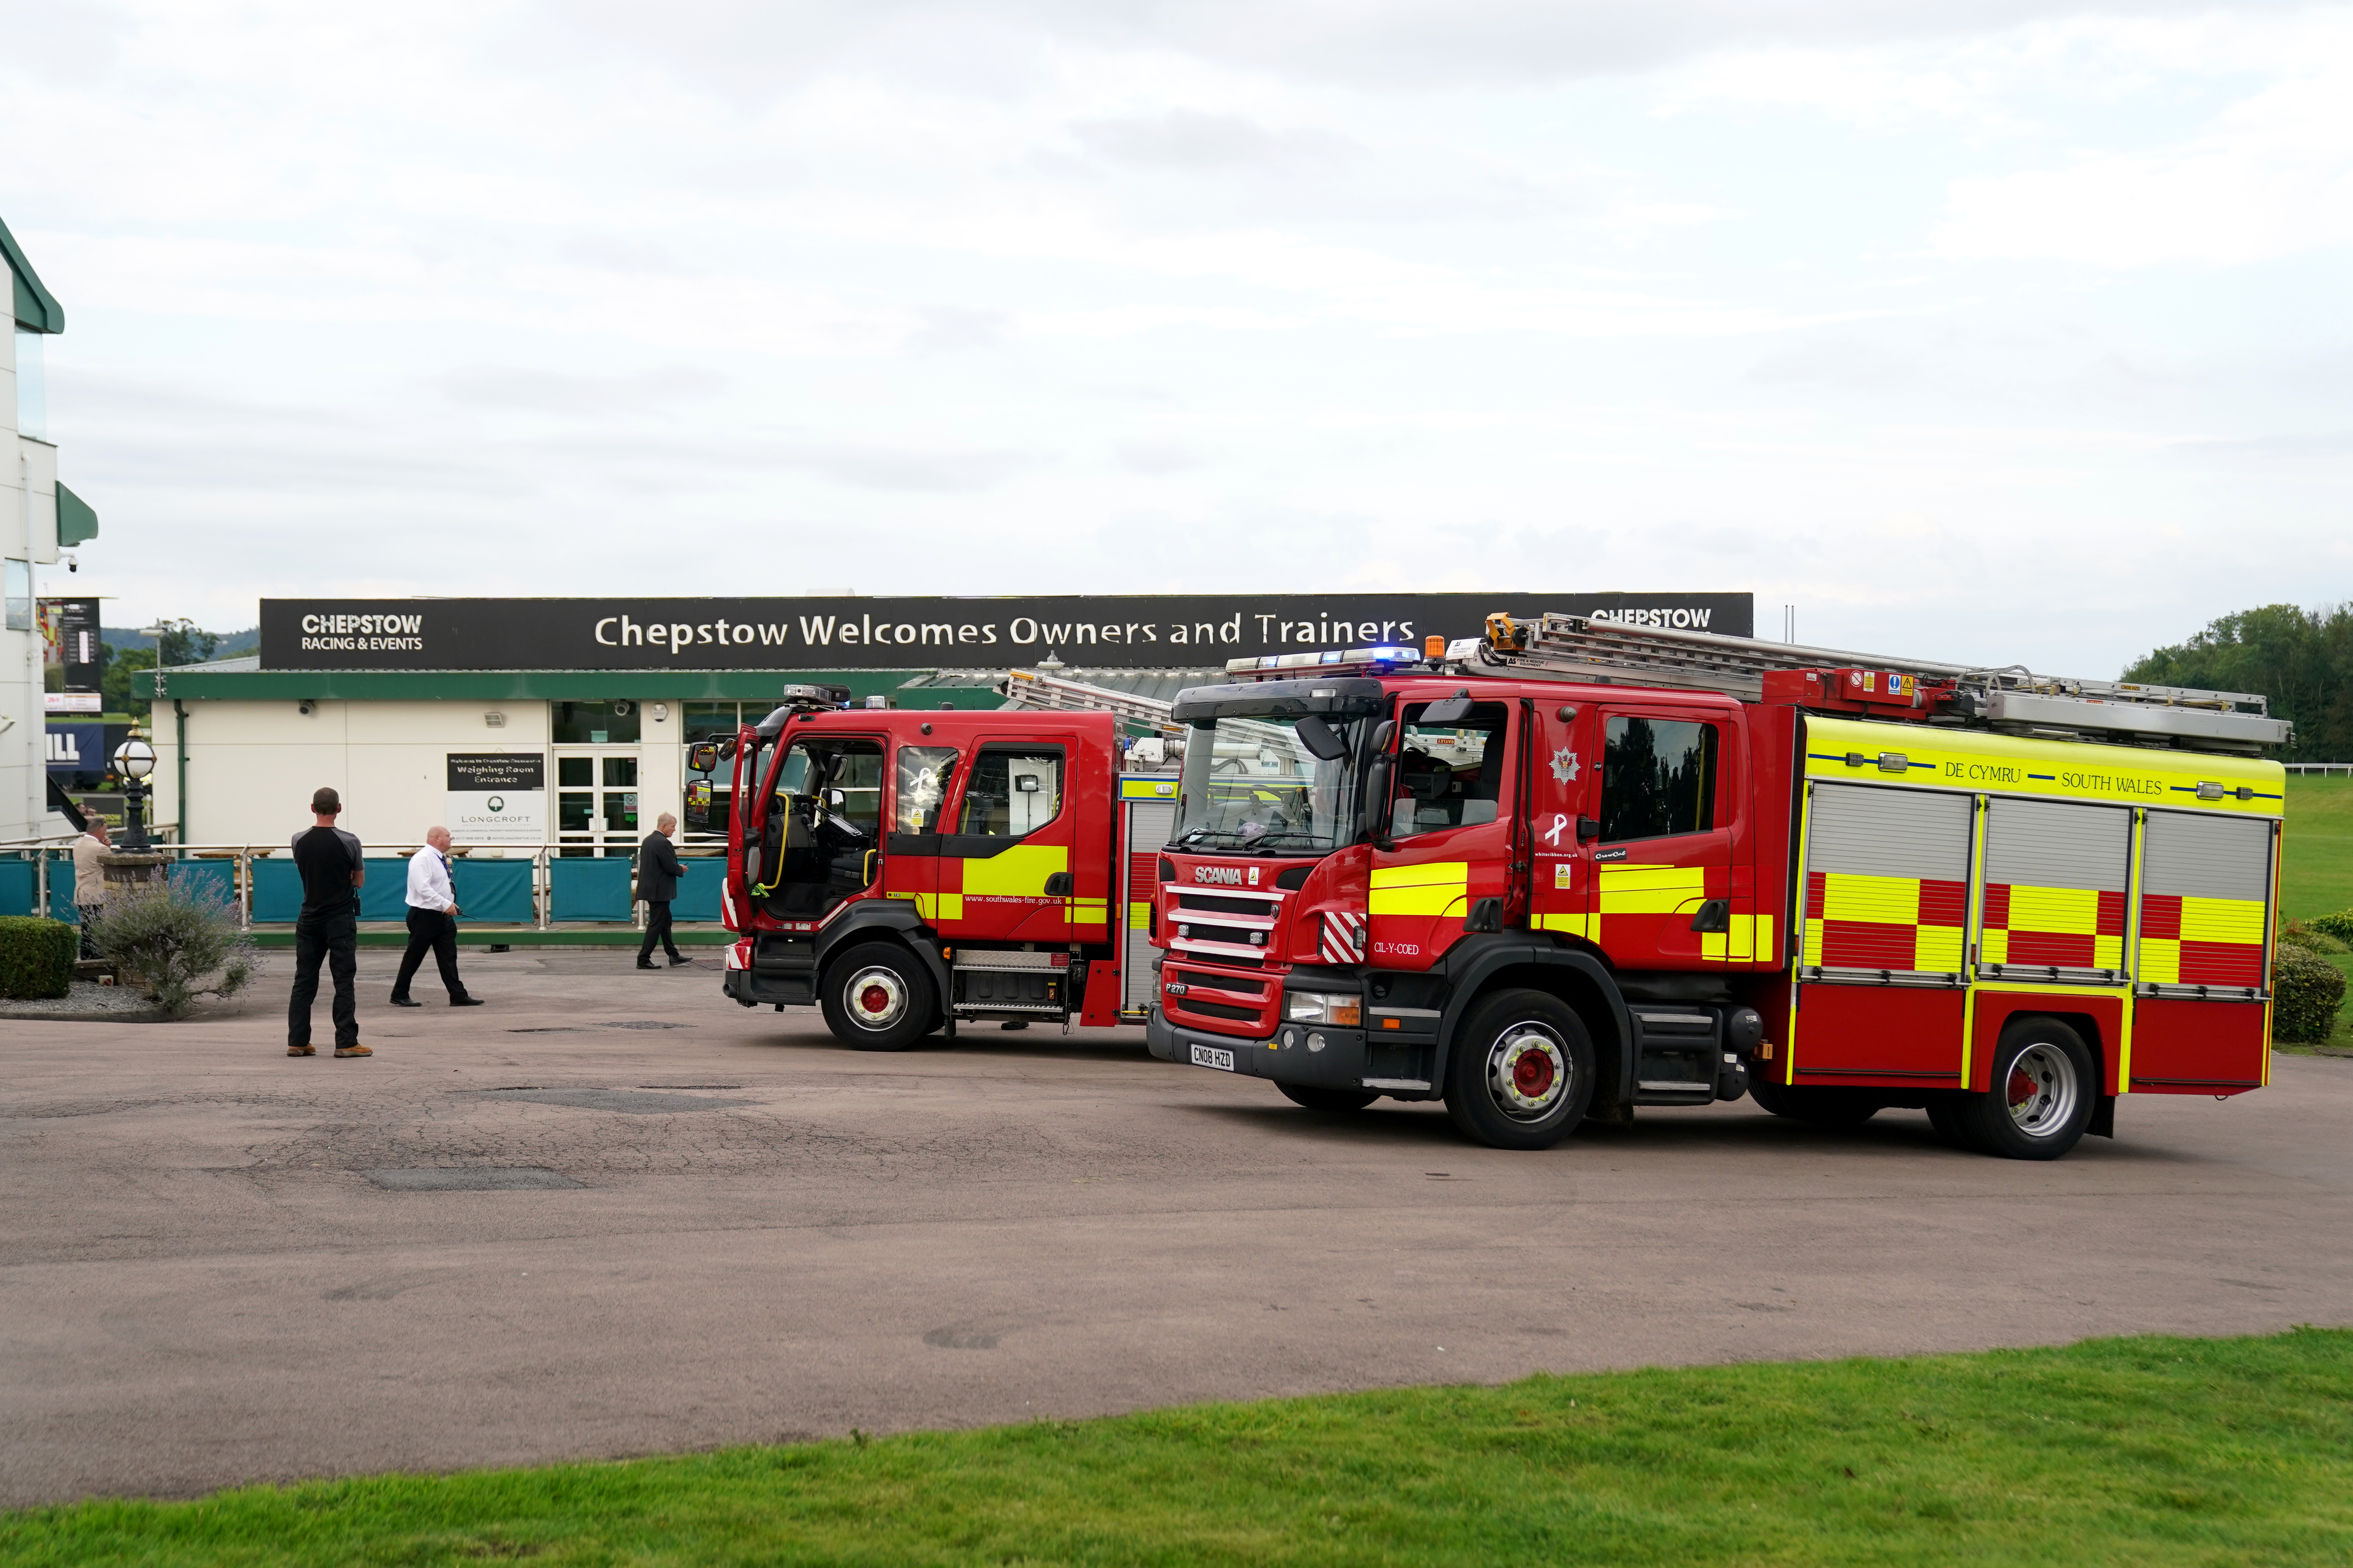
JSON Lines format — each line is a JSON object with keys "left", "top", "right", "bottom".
{"left": 289, "top": 910, "right": 359, "bottom": 1047}
{"left": 639, "top": 900, "right": 680, "bottom": 962}
{"left": 393, "top": 907, "right": 468, "bottom": 1000}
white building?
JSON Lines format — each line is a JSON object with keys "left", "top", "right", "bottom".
{"left": 3, "top": 217, "right": 100, "bottom": 845}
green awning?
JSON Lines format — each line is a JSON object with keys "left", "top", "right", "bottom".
{"left": 56, "top": 482, "right": 98, "bottom": 545}
{"left": 2, "top": 215, "right": 64, "bottom": 333}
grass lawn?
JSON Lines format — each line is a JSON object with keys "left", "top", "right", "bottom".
{"left": 5, "top": 1329, "right": 2349, "bottom": 1567}
{"left": 2282, "top": 775, "right": 2353, "bottom": 925}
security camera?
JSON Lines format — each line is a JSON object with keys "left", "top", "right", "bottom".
{"left": 298, "top": 700, "right": 315, "bottom": 716}
{"left": 61, "top": 553, "right": 78, "bottom": 573}
{"left": 612, "top": 699, "right": 634, "bottom": 717}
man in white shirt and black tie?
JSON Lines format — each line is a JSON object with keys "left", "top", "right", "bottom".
{"left": 390, "top": 826, "right": 483, "bottom": 1008}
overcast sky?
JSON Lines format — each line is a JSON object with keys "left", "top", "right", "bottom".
{"left": 7, "top": 0, "right": 2349, "bottom": 675}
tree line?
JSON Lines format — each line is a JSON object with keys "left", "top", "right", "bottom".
{"left": 2124, "top": 603, "right": 2353, "bottom": 762}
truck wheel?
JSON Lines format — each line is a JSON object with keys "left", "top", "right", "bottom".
{"left": 820, "top": 943, "right": 937, "bottom": 1051}
{"left": 1443, "top": 990, "right": 1595, "bottom": 1151}
{"left": 1278, "top": 1084, "right": 1379, "bottom": 1113}
{"left": 1956, "top": 1020, "right": 2096, "bottom": 1160}
{"left": 1748, "top": 1073, "right": 1881, "bottom": 1127}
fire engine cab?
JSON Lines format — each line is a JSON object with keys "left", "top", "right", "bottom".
{"left": 1146, "top": 615, "right": 2290, "bottom": 1159}
{"left": 702, "top": 684, "right": 1175, "bottom": 1047}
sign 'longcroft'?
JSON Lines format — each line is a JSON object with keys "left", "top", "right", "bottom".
{"left": 261, "top": 594, "right": 1753, "bottom": 672}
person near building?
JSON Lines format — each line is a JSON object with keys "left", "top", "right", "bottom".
{"left": 390, "top": 825, "right": 481, "bottom": 1008}
{"left": 288, "top": 787, "right": 368, "bottom": 1058}
{"left": 69, "top": 815, "right": 111, "bottom": 959}
{"left": 636, "top": 813, "right": 691, "bottom": 970}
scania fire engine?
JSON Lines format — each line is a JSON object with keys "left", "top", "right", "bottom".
{"left": 1145, "top": 613, "right": 2288, "bottom": 1158}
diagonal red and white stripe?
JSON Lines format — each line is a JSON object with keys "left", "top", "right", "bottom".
{"left": 1321, "top": 912, "right": 1365, "bottom": 966}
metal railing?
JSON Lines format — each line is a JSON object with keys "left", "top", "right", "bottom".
{"left": 0, "top": 840, "right": 729, "bottom": 931}
{"left": 2284, "top": 763, "right": 2353, "bottom": 775}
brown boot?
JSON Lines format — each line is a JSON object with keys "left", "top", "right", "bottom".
{"left": 288, "top": 1044, "right": 316, "bottom": 1056}
{"left": 333, "top": 1044, "right": 373, "bottom": 1058}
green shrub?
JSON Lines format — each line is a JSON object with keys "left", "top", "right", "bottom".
{"left": 2283, "top": 920, "right": 2351, "bottom": 955}
{"left": 89, "top": 883, "right": 258, "bottom": 1020}
{"left": 0, "top": 916, "right": 77, "bottom": 1000}
{"left": 2271, "top": 944, "right": 2347, "bottom": 1043}
{"left": 2308, "top": 908, "right": 2353, "bottom": 944}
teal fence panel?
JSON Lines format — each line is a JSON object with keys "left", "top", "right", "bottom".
{"left": 0, "top": 858, "right": 34, "bottom": 917}
{"left": 452, "top": 858, "right": 535, "bottom": 924}
{"left": 169, "top": 859, "right": 237, "bottom": 910}
{"left": 250, "top": 859, "right": 303, "bottom": 923}
{"left": 550, "top": 856, "right": 634, "bottom": 922}
{"left": 48, "top": 852, "right": 80, "bottom": 921}
{"left": 359, "top": 858, "right": 411, "bottom": 922}
{"left": 670, "top": 857, "right": 724, "bottom": 922}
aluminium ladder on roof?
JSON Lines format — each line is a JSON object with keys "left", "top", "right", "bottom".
{"left": 1455, "top": 613, "right": 2290, "bottom": 753}
{"left": 996, "top": 669, "right": 1183, "bottom": 735}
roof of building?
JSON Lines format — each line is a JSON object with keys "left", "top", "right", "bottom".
{"left": 2, "top": 215, "right": 63, "bottom": 334}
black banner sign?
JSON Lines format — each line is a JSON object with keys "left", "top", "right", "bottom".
{"left": 447, "top": 755, "right": 546, "bottom": 791}
{"left": 261, "top": 593, "right": 1753, "bottom": 672}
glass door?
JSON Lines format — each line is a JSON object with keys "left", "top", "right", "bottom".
{"left": 556, "top": 751, "right": 641, "bottom": 856}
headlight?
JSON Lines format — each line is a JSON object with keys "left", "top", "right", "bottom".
{"left": 1285, "top": 994, "right": 1361, "bottom": 1027}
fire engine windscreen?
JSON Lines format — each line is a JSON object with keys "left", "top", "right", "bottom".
{"left": 1174, "top": 715, "right": 1366, "bottom": 854}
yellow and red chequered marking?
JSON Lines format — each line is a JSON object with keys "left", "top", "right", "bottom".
{"left": 2137, "top": 893, "right": 2265, "bottom": 986}
{"left": 1980, "top": 884, "right": 2125, "bottom": 969}
{"left": 1804, "top": 871, "right": 1967, "bottom": 970}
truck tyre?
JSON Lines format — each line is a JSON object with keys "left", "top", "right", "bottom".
{"left": 1748, "top": 1073, "right": 1881, "bottom": 1127}
{"left": 820, "top": 942, "right": 938, "bottom": 1051}
{"left": 1924, "top": 1092, "right": 1976, "bottom": 1150}
{"left": 1443, "top": 990, "right": 1596, "bottom": 1151}
{"left": 1277, "top": 1084, "right": 1379, "bottom": 1113}
{"left": 1955, "top": 1019, "right": 2096, "bottom": 1160}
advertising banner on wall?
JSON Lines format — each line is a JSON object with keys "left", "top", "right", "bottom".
{"left": 39, "top": 598, "right": 103, "bottom": 713}
{"left": 446, "top": 755, "right": 547, "bottom": 845}
{"left": 261, "top": 592, "right": 1753, "bottom": 672}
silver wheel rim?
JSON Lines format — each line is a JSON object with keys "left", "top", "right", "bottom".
{"left": 2005, "top": 1042, "right": 2079, "bottom": 1138}
{"left": 1486, "top": 1022, "right": 1571, "bottom": 1121}
{"left": 844, "top": 966, "right": 908, "bottom": 1031}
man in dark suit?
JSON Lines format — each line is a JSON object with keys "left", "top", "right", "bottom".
{"left": 637, "top": 813, "right": 690, "bottom": 969}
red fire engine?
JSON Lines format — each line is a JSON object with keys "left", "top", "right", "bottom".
{"left": 702, "top": 684, "right": 1176, "bottom": 1045}
{"left": 1144, "top": 614, "right": 2289, "bottom": 1158}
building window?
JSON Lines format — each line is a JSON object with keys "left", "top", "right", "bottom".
{"left": 552, "top": 700, "right": 642, "bottom": 745}
{"left": 14, "top": 329, "right": 46, "bottom": 442}
{"left": 682, "top": 701, "right": 740, "bottom": 743}
{"left": 4, "top": 560, "right": 30, "bottom": 632}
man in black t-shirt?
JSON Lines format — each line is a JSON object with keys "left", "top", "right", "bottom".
{"left": 287, "top": 786, "right": 368, "bottom": 1058}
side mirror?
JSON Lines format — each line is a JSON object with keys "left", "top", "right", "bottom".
{"left": 826, "top": 787, "right": 848, "bottom": 809}
{"left": 1577, "top": 816, "right": 1602, "bottom": 842}
{"left": 1369, "top": 719, "right": 1396, "bottom": 752}
{"left": 1016, "top": 775, "right": 1041, "bottom": 793}
{"left": 686, "top": 742, "right": 721, "bottom": 774}
{"left": 1294, "top": 714, "right": 1348, "bottom": 762}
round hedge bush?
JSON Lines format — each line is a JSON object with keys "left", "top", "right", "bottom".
{"left": 2272, "top": 944, "right": 2347, "bottom": 1044}
{"left": 0, "top": 916, "right": 77, "bottom": 1000}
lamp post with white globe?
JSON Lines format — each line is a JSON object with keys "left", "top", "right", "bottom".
{"left": 113, "top": 734, "right": 157, "bottom": 851}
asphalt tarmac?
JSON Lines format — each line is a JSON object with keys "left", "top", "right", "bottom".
{"left": 4, "top": 950, "right": 2348, "bottom": 1507}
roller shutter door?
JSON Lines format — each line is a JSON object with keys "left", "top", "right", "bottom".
{"left": 1979, "top": 798, "right": 2131, "bottom": 982}
{"left": 1801, "top": 784, "right": 1973, "bottom": 977}
{"left": 1121, "top": 798, "right": 1176, "bottom": 1013}
{"left": 2138, "top": 810, "right": 2273, "bottom": 994}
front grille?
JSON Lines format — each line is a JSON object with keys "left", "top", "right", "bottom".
{"left": 1178, "top": 893, "right": 1274, "bottom": 916}
{"left": 1173, "top": 970, "right": 1266, "bottom": 999}
{"left": 1180, "top": 921, "right": 1263, "bottom": 947}
{"left": 1180, "top": 999, "right": 1264, "bottom": 1023}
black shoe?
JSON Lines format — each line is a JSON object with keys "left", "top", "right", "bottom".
{"left": 389, "top": 995, "right": 421, "bottom": 1008}
{"left": 636, "top": 960, "right": 658, "bottom": 970}
{"left": 450, "top": 995, "right": 485, "bottom": 1007}
{"left": 668, "top": 956, "right": 692, "bottom": 966}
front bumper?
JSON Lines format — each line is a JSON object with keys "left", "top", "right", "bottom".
{"left": 1146, "top": 1007, "right": 1435, "bottom": 1098}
